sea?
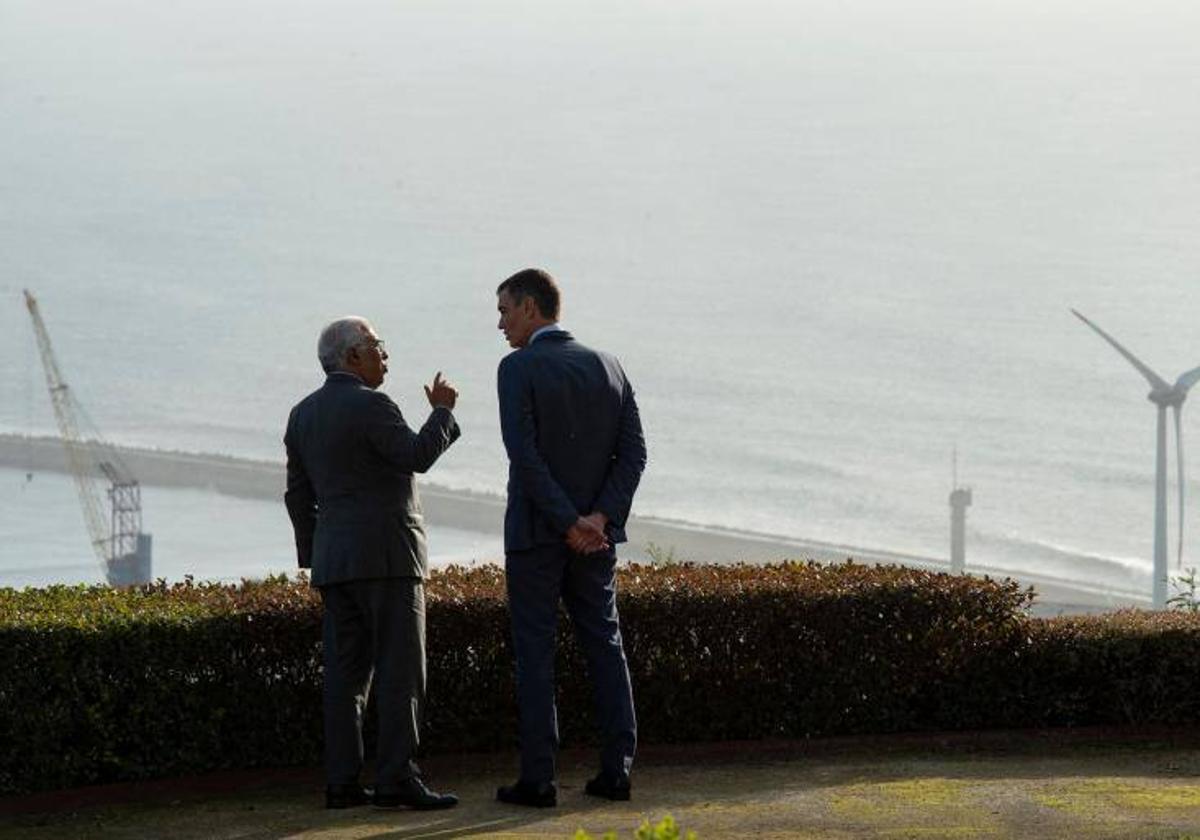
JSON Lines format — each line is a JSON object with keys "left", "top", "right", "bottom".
{"left": 1, "top": 0, "right": 1198, "bottom": 595}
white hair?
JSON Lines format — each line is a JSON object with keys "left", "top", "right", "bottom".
{"left": 317, "top": 317, "right": 372, "bottom": 373}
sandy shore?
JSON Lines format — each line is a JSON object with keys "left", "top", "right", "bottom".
{"left": 0, "top": 433, "right": 1147, "bottom": 615}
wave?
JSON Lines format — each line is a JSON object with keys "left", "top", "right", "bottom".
{"left": 977, "top": 530, "right": 1151, "bottom": 596}
{"left": 987, "top": 531, "right": 1147, "bottom": 572}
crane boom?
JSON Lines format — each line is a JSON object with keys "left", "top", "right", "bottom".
{"left": 23, "top": 289, "right": 150, "bottom": 585}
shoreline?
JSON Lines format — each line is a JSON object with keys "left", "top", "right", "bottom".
{"left": 0, "top": 433, "right": 1148, "bottom": 615}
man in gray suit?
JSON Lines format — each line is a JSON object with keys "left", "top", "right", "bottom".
{"left": 285, "top": 316, "right": 461, "bottom": 810}
{"left": 493, "top": 269, "right": 647, "bottom": 807}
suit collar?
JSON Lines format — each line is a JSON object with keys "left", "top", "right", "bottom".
{"left": 325, "top": 370, "right": 365, "bottom": 386}
{"left": 529, "top": 323, "right": 563, "bottom": 344}
{"left": 528, "top": 329, "right": 572, "bottom": 345}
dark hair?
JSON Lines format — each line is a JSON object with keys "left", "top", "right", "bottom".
{"left": 497, "top": 268, "right": 561, "bottom": 319}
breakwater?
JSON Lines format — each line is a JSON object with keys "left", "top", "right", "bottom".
{"left": 0, "top": 433, "right": 940, "bottom": 566}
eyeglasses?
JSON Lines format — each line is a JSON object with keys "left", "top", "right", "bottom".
{"left": 356, "top": 338, "right": 386, "bottom": 355}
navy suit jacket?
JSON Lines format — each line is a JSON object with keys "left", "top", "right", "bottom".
{"left": 284, "top": 372, "right": 460, "bottom": 586}
{"left": 497, "top": 331, "right": 646, "bottom": 553}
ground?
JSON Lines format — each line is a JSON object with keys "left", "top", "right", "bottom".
{"left": 3, "top": 729, "right": 1200, "bottom": 839}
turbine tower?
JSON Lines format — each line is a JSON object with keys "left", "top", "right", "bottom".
{"left": 1072, "top": 309, "right": 1200, "bottom": 608}
{"left": 949, "top": 449, "right": 972, "bottom": 575}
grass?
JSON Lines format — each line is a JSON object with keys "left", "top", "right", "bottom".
{"left": 4, "top": 729, "right": 1200, "bottom": 839}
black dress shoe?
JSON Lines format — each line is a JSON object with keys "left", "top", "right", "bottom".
{"left": 496, "top": 779, "right": 557, "bottom": 808}
{"left": 373, "top": 776, "right": 458, "bottom": 810}
{"left": 325, "top": 784, "right": 373, "bottom": 809}
{"left": 585, "top": 773, "right": 631, "bottom": 801}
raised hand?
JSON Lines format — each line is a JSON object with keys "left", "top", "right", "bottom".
{"left": 424, "top": 371, "right": 459, "bottom": 410}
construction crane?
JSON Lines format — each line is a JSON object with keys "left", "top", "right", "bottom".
{"left": 23, "top": 289, "right": 152, "bottom": 586}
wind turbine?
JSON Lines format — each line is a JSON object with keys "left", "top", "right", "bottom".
{"left": 1072, "top": 309, "right": 1200, "bottom": 608}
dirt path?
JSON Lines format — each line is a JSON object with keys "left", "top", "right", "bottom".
{"left": 4, "top": 730, "right": 1199, "bottom": 839}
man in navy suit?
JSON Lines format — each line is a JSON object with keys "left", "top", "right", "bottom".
{"left": 285, "top": 316, "right": 461, "bottom": 811}
{"left": 493, "top": 268, "right": 647, "bottom": 807}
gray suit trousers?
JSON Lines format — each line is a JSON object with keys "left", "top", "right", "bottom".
{"left": 320, "top": 578, "right": 425, "bottom": 791}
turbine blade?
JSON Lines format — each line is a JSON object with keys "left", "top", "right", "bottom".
{"left": 1175, "top": 365, "right": 1200, "bottom": 394}
{"left": 1176, "top": 404, "right": 1186, "bottom": 570}
{"left": 1071, "top": 309, "right": 1171, "bottom": 391}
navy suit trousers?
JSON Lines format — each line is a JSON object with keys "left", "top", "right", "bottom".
{"left": 505, "top": 544, "right": 637, "bottom": 784}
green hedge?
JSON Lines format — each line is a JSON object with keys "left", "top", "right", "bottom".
{"left": 1, "top": 562, "right": 1197, "bottom": 795}
{"left": 1005, "top": 611, "right": 1200, "bottom": 727}
{"left": 0, "top": 579, "right": 324, "bottom": 794}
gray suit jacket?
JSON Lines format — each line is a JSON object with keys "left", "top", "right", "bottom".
{"left": 497, "top": 331, "right": 646, "bottom": 553}
{"left": 284, "top": 371, "right": 460, "bottom": 586}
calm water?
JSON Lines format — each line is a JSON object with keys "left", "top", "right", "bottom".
{"left": 0, "top": 467, "right": 502, "bottom": 588}
{"left": 1, "top": 0, "right": 1199, "bottom": 592}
